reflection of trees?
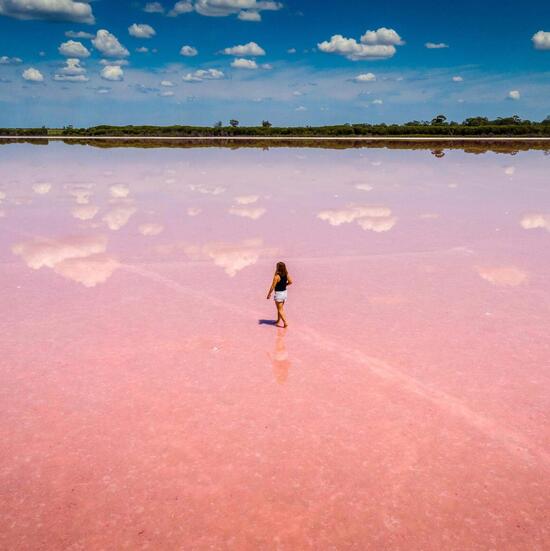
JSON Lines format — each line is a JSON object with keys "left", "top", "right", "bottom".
{"left": 1, "top": 138, "right": 549, "bottom": 156}
{"left": 431, "top": 149, "right": 445, "bottom": 158}
{"left": 0, "top": 138, "right": 48, "bottom": 146}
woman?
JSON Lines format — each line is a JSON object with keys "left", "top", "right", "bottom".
{"left": 266, "top": 261, "right": 293, "bottom": 328}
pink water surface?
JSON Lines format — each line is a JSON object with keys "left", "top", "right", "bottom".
{"left": 0, "top": 142, "right": 549, "bottom": 549}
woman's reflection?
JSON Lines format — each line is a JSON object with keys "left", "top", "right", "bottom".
{"left": 269, "top": 328, "right": 291, "bottom": 384}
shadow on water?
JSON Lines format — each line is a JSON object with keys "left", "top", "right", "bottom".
{"left": 258, "top": 319, "right": 278, "bottom": 326}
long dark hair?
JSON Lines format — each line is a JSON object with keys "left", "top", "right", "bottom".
{"left": 276, "top": 261, "right": 288, "bottom": 278}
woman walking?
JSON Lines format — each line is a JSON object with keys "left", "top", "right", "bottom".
{"left": 266, "top": 261, "right": 293, "bottom": 328}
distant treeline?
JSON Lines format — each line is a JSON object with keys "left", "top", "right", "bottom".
{"left": 0, "top": 127, "right": 48, "bottom": 136}
{"left": 57, "top": 115, "right": 550, "bottom": 137}
{"left": 2, "top": 116, "right": 550, "bottom": 137}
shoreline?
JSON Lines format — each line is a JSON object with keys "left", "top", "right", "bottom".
{"left": 2, "top": 135, "right": 550, "bottom": 141}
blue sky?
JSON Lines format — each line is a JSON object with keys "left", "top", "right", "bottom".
{"left": 0, "top": 0, "right": 549, "bottom": 126}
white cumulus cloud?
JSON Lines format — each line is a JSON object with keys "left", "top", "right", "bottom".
{"left": 231, "top": 57, "right": 258, "bottom": 69}
{"left": 222, "top": 41, "right": 265, "bottom": 56}
{"left": 187, "top": 206, "right": 202, "bottom": 216}
{"left": 520, "top": 213, "right": 550, "bottom": 232}
{"left": 12, "top": 234, "right": 119, "bottom": 287}
{"left": 185, "top": 238, "right": 275, "bottom": 277}
{"left": 138, "top": 223, "right": 164, "bottom": 236}
{"left": 357, "top": 215, "right": 396, "bottom": 232}
{"left": 0, "top": 55, "right": 22, "bottom": 64}
{"left": 353, "top": 72, "right": 376, "bottom": 82}
{"left": 144, "top": 2, "right": 164, "bottom": 13}
{"left": 32, "top": 183, "right": 51, "bottom": 194}
{"left": 360, "top": 27, "right": 404, "bottom": 45}
{"left": 508, "top": 90, "right": 520, "bottom": 100}
{"left": 58, "top": 39, "right": 90, "bottom": 57}
{"left": 22, "top": 67, "right": 43, "bottom": 82}
{"left": 235, "top": 194, "right": 259, "bottom": 204}
{"left": 318, "top": 204, "right": 396, "bottom": 233}
{"left": 182, "top": 68, "right": 224, "bottom": 82}
{"left": 477, "top": 266, "right": 528, "bottom": 287}
{"left": 193, "top": 0, "right": 282, "bottom": 19}
{"left": 69, "top": 185, "right": 92, "bottom": 204}
{"left": 65, "top": 30, "right": 94, "bottom": 38}
{"left": 54, "top": 254, "right": 119, "bottom": 287}
{"left": 129, "top": 23, "right": 156, "bottom": 38}
{"left": 168, "top": 0, "right": 193, "bottom": 16}
{"left": 238, "top": 9, "right": 260, "bottom": 21}
{"left": 355, "top": 183, "right": 373, "bottom": 191}
{"left": 99, "top": 58, "right": 128, "bottom": 66}
{"left": 92, "top": 29, "right": 129, "bottom": 58}
{"left": 103, "top": 206, "right": 137, "bottom": 230}
{"left": 0, "top": 0, "right": 95, "bottom": 24}
{"left": 532, "top": 30, "right": 550, "bottom": 50}
{"left": 452, "top": 75, "right": 463, "bottom": 82}
{"left": 318, "top": 28, "right": 404, "bottom": 60}
{"left": 425, "top": 42, "right": 448, "bottom": 49}
{"left": 12, "top": 234, "right": 106, "bottom": 269}
{"left": 228, "top": 206, "right": 266, "bottom": 219}
{"left": 101, "top": 65, "right": 124, "bottom": 81}
{"left": 72, "top": 204, "right": 99, "bottom": 220}
{"left": 54, "top": 57, "right": 88, "bottom": 82}
{"left": 189, "top": 183, "right": 226, "bottom": 195}
{"left": 180, "top": 45, "right": 198, "bottom": 56}
{"left": 109, "top": 184, "right": 130, "bottom": 198}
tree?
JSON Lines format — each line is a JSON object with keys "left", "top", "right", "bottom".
{"left": 261, "top": 120, "right": 272, "bottom": 128}
{"left": 431, "top": 114, "right": 447, "bottom": 125}
{"left": 213, "top": 121, "right": 222, "bottom": 128}
{"left": 494, "top": 115, "right": 522, "bottom": 125}
{"left": 229, "top": 119, "right": 239, "bottom": 127}
{"left": 544, "top": 115, "right": 550, "bottom": 123}
{"left": 463, "top": 116, "right": 489, "bottom": 126}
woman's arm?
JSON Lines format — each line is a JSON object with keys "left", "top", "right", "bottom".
{"left": 266, "top": 274, "right": 279, "bottom": 299}
{"left": 287, "top": 274, "right": 293, "bottom": 285}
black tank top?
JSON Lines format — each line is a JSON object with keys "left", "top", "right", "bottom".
{"left": 275, "top": 274, "right": 287, "bottom": 291}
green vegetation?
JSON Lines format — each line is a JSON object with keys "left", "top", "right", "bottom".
{"left": 57, "top": 115, "right": 550, "bottom": 137}
{"left": 1, "top": 115, "right": 550, "bottom": 138}
{"left": 0, "top": 126, "right": 48, "bottom": 136}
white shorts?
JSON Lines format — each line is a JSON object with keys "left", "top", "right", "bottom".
{"left": 274, "top": 290, "right": 287, "bottom": 303}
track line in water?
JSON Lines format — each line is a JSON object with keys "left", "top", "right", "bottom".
{"left": 122, "top": 263, "right": 550, "bottom": 470}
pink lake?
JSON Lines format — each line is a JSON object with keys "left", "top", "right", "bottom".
{"left": 0, "top": 141, "right": 549, "bottom": 550}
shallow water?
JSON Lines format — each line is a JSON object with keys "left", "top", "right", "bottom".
{"left": 1, "top": 142, "right": 549, "bottom": 549}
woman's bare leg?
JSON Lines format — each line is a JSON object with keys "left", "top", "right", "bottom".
{"left": 276, "top": 301, "right": 288, "bottom": 327}
{"left": 274, "top": 300, "right": 281, "bottom": 324}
